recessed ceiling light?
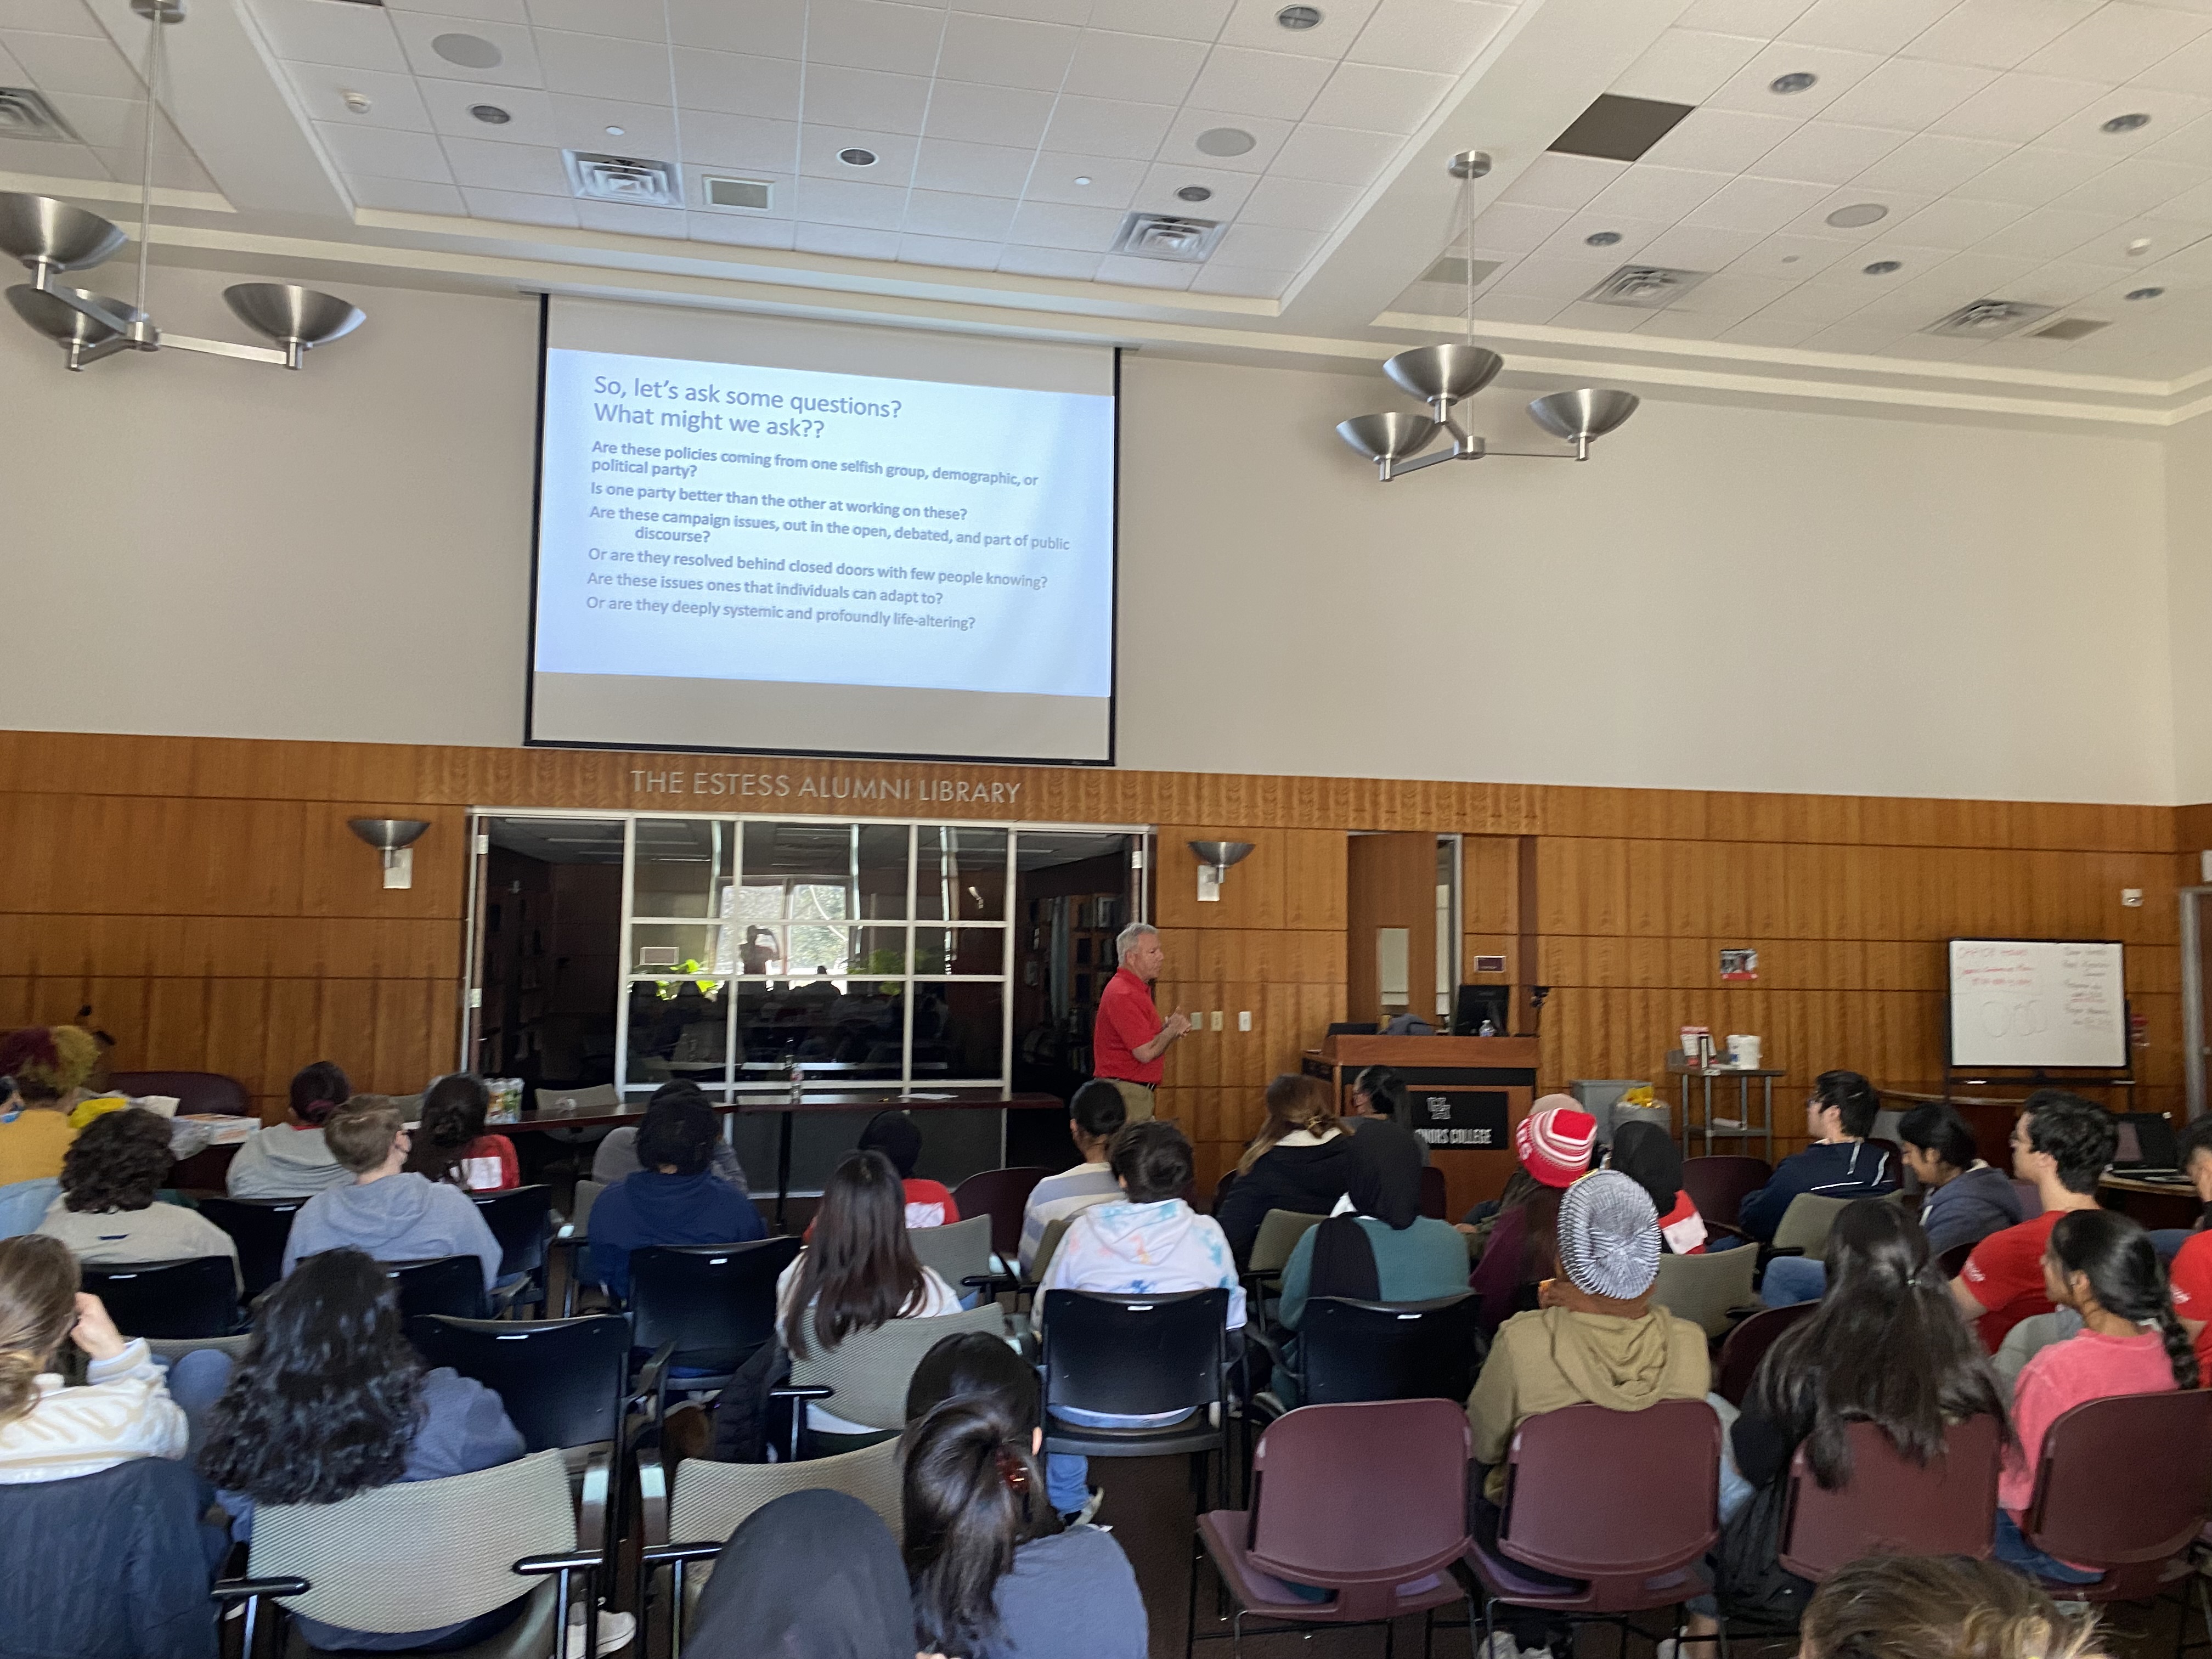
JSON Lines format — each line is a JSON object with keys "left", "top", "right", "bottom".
{"left": 1584, "top": 229, "right": 1622, "bottom": 246}
{"left": 469, "top": 103, "right": 510, "bottom": 124}
{"left": 1780, "top": 254, "right": 1801, "bottom": 263}
{"left": 2128, "top": 237, "right": 2154, "bottom": 256}
{"left": 2103, "top": 112, "right": 2152, "bottom": 133}
{"left": 605, "top": 125, "right": 624, "bottom": 136}
{"left": 1769, "top": 71, "right": 1818, "bottom": 94}
{"left": 1825, "top": 202, "right": 1887, "bottom": 228}
{"left": 1073, "top": 174, "right": 1092, "bottom": 185}
{"left": 1176, "top": 184, "right": 1212, "bottom": 202}
{"left": 1277, "top": 3, "right": 1322, "bottom": 26}
{"left": 341, "top": 89, "right": 371, "bottom": 113}
{"left": 2127, "top": 285, "right": 2165, "bottom": 300}
{"left": 838, "top": 146, "right": 877, "bottom": 166}
{"left": 1195, "top": 126, "right": 1256, "bottom": 157}
{"left": 1864, "top": 259, "right": 1901, "bottom": 275}
{"left": 431, "top": 31, "right": 501, "bottom": 68}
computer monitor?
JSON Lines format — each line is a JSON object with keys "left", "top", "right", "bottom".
{"left": 1453, "top": 985, "right": 1511, "bottom": 1037}
{"left": 2112, "top": 1111, "right": 2179, "bottom": 1170}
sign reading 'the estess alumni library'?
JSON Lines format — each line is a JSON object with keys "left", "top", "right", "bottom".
{"left": 627, "top": 765, "right": 1029, "bottom": 809}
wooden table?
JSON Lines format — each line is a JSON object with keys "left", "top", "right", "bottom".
{"left": 2099, "top": 1171, "right": 2204, "bottom": 1231}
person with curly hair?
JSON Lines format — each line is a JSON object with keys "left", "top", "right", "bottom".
{"left": 1799, "top": 1554, "right": 2105, "bottom": 1659}
{"left": 36, "top": 1109, "right": 237, "bottom": 1284}
{"left": 0, "top": 1026, "right": 97, "bottom": 1184}
{"left": 224, "top": 1060, "right": 354, "bottom": 1199}
{"left": 402, "top": 1074, "right": 519, "bottom": 1194}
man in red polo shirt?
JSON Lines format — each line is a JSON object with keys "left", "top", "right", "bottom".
{"left": 1949, "top": 1091, "right": 2115, "bottom": 1352}
{"left": 1092, "top": 922, "right": 1189, "bottom": 1123}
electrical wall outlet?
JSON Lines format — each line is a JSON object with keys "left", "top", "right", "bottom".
{"left": 2122, "top": 888, "right": 2143, "bottom": 907}
{"left": 1238, "top": 1010, "right": 1251, "bottom": 1031}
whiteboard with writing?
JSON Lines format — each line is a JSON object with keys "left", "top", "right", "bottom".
{"left": 1947, "top": 940, "right": 2127, "bottom": 1070}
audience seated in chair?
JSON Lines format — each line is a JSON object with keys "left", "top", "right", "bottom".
{"left": 589, "top": 1094, "right": 765, "bottom": 1303}
{"left": 780, "top": 1148, "right": 961, "bottom": 1441}
{"left": 36, "top": 1107, "right": 238, "bottom": 1284}
{"left": 684, "top": 1488, "right": 919, "bottom": 1659}
{"left": 1735, "top": 1070, "right": 1895, "bottom": 1246}
{"left": 281, "top": 1097, "right": 504, "bottom": 1290}
{"left": 1341, "top": 1064, "right": 1430, "bottom": 1163}
{"left": 2164, "top": 1114, "right": 2212, "bottom": 1370}
{"left": 1214, "top": 1074, "right": 1353, "bottom": 1265}
{"left": 590, "top": 1080, "right": 749, "bottom": 1193}
{"left": 1018, "top": 1080, "right": 1127, "bottom": 1277}
{"left": 861, "top": 1109, "right": 959, "bottom": 1228}
{"left": 224, "top": 1059, "right": 355, "bottom": 1199}
{"left": 1040, "top": 1119, "right": 1244, "bottom": 1525}
{"left": 1607, "top": 1120, "right": 1707, "bottom": 1254}
{"left": 1468, "top": 1101, "right": 1595, "bottom": 1335}
{"left": 1272, "top": 1118, "right": 1467, "bottom": 1405}
{"left": 0, "top": 1234, "right": 188, "bottom": 1484}
{"left": 1949, "top": 1092, "right": 2116, "bottom": 1354}
{"left": 1993, "top": 1207, "right": 2195, "bottom": 1585}
{"left": 402, "top": 1074, "right": 518, "bottom": 1194}
{"left": 1799, "top": 1555, "right": 2104, "bottom": 1659}
{"left": 0, "top": 1026, "right": 95, "bottom": 1184}
{"left": 1465, "top": 1169, "right": 1708, "bottom": 1658}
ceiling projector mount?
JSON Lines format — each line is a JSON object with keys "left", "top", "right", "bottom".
{"left": 1335, "top": 151, "right": 1639, "bottom": 482}
{"left": 0, "top": 0, "right": 364, "bottom": 371}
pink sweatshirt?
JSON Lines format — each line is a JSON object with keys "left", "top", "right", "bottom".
{"left": 2001, "top": 1327, "right": 2177, "bottom": 1516}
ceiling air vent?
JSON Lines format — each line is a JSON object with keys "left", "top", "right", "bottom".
{"left": 562, "top": 150, "right": 681, "bottom": 207}
{"left": 1924, "top": 298, "right": 2055, "bottom": 338}
{"left": 1418, "top": 255, "right": 1503, "bottom": 287}
{"left": 1110, "top": 212, "right": 1223, "bottom": 262}
{"left": 0, "top": 87, "right": 80, "bottom": 144}
{"left": 702, "top": 176, "right": 772, "bottom": 211}
{"left": 1584, "top": 264, "right": 1708, "bottom": 308}
{"left": 2029, "top": 316, "right": 2109, "bottom": 341}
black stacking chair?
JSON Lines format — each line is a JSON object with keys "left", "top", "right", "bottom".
{"left": 1286, "top": 1291, "right": 1487, "bottom": 1408}
{"left": 191, "top": 1197, "right": 304, "bottom": 1299}
{"left": 628, "top": 1236, "right": 803, "bottom": 1423}
{"left": 472, "top": 1185, "right": 555, "bottom": 1314}
{"left": 1040, "top": 1288, "right": 1229, "bottom": 1508}
{"left": 82, "top": 1256, "right": 241, "bottom": 1339}
{"left": 384, "top": 1255, "right": 489, "bottom": 1322}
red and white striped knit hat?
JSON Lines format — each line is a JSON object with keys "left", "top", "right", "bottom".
{"left": 1514, "top": 1098, "right": 1598, "bottom": 1188}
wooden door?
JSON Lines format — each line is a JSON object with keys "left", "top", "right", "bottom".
{"left": 1347, "top": 833, "right": 1437, "bottom": 1028}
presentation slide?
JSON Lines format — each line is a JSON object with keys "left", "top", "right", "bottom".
{"left": 530, "top": 300, "right": 1116, "bottom": 763}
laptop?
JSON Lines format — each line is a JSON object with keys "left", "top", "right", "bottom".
{"left": 2111, "top": 1111, "right": 2181, "bottom": 1175}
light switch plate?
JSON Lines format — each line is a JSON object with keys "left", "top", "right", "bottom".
{"left": 2122, "top": 888, "right": 2143, "bottom": 907}
{"left": 382, "top": 847, "right": 414, "bottom": 890}
{"left": 1211, "top": 1011, "right": 1223, "bottom": 1031}
{"left": 1238, "top": 1010, "right": 1251, "bottom": 1031}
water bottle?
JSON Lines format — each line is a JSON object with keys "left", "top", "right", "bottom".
{"left": 787, "top": 1057, "right": 804, "bottom": 1107}
{"left": 1477, "top": 1018, "right": 1498, "bottom": 1037}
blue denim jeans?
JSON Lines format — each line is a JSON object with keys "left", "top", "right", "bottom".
{"left": 1993, "top": 1510, "right": 2101, "bottom": 1585}
{"left": 1759, "top": 1255, "right": 1827, "bottom": 1308}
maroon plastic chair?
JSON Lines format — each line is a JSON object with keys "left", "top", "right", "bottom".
{"left": 1715, "top": 1301, "right": 1815, "bottom": 1407}
{"left": 1419, "top": 1164, "right": 1446, "bottom": 1221}
{"left": 1683, "top": 1156, "right": 1771, "bottom": 1230}
{"left": 1778, "top": 1416, "right": 2001, "bottom": 1581}
{"left": 2019, "top": 1389, "right": 2212, "bottom": 1601}
{"left": 1466, "top": 1398, "right": 1720, "bottom": 1627}
{"left": 106, "top": 1070, "right": 250, "bottom": 1115}
{"left": 947, "top": 1166, "right": 1049, "bottom": 1263}
{"left": 1194, "top": 1398, "right": 1472, "bottom": 1648}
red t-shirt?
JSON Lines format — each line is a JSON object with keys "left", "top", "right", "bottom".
{"left": 1093, "top": 966, "right": 1165, "bottom": 1085}
{"left": 2168, "top": 1231, "right": 2212, "bottom": 1378}
{"left": 1959, "top": 1209, "right": 2064, "bottom": 1351}
{"left": 804, "top": 1178, "right": 960, "bottom": 1240}
{"left": 455, "top": 1133, "right": 520, "bottom": 1193}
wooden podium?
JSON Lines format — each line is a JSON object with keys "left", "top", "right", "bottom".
{"left": 1302, "top": 1034, "right": 1541, "bottom": 1223}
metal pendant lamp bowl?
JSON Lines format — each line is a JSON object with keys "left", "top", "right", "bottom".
{"left": 1335, "top": 411, "right": 1437, "bottom": 464}
{"left": 1383, "top": 343, "right": 1502, "bottom": 407}
{"left": 1527, "top": 388, "right": 1641, "bottom": 443}
{"left": 7, "top": 283, "right": 141, "bottom": 345}
{"left": 225, "top": 283, "right": 365, "bottom": 352}
{"left": 0, "top": 193, "right": 127, "bottom": 275}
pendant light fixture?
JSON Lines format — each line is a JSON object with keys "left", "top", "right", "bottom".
{"left": 0, "top": 0, "right": 365, "bottom": 371}
{"left": 1335, "top": 151, "right": 1639, "bottom": 481}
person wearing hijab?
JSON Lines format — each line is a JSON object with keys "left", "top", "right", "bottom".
{"left": 1468, "top": 1101, "right": 1596, "bottom": 1335}
{"left": 686, "top": 1488, "right": 921, "bottom": 1659}
{"left": 1606, "top": 1121, "right": 1707, "bottom": 1255}
{"left": 1270, "top": 1120, "right": 1467, "bottom": 1405}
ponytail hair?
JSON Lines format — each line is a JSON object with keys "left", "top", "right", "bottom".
{"left": 0, "top": 1237, "right": 82, "bottom": 1427}
{"left": 404, "top": 1074, "right": 490, "bottom": 1185}
{"left": 1237, "top": 1073, "right": 1338, "bottom": 1176}
{"left": 901, "top": 1395, "right": 1058, "bottom": 1655}
{"left": 2048, "top": 1208, "right": 2199, "bottom": 1391}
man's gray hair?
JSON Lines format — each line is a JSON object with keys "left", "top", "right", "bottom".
{"left": 1115, "top": 922, "right": 1158, "bottom": 961}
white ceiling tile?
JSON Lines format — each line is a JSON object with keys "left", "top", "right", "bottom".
{"left": 1688, "top": 172, "right": 1845, "bottom": 232}
{"left": 1928, "top": 71, "right": 2111, "bottom": 141}
{"left": 912, "top": 135, "right": 1036, "bottom": 194}
{"left": 2153, "top": 174, "right": 2212, "bottom": 218}
{"left": 1302, "top": 61, "right": 1452, "bottom": 134}
{"left": 903, "top": 189, "right": 1018, "bottom": 239}
{"left": 0, "top": 38, "right": 20, "bottom": 80}
{"left": 1719, "top": 314, "right": 1825, "bottom": 345}
{"left": 2050, "top": 152, "right": 2199, "bottom": 212}
{"left": 1007, "top": 198, "right": 1126, "bottom": 249}
{"left": 1635, "top": 222, "right": 1766, "bottom": 267}
{"left": 795, "top": 221, "right": 900, "bottom": 257}
{"left": 2137, "top": 31, "right": 2212, "bottom": 93}
{"left": 88, "top": 141, "right": 209, "bottom": 189}
{"left": 802, "top": 0, "right": 947, "bottom": 75}
{"left": 1497, "top": 152, "right": 1629, "bottom": 211}
{"left": 1240, "top": 172, "right": 1358, "bottom": 229}
{"left": 793, "top": 174, "right": 909, "bottom": 227}
{"left": 1464, "top": 199, "right": 1572, "bottom": 252}
{"left": 1819, "top": 55, "right": 1997, "bottom": 126}
{"left": 1754, "top": 276, "right": 1879, "bottom": 321}
{"left": 800, "top": 65, "right": 934, "bottom": 133}
{"left": 1471, "top": 290, "right": 1581, "bottom": 325}
{"left": 460, "top": 185, "right": 581, "bottom": 224}
{"left": 2043, "top": 87, "right": 2212, "bottom": 151}
{"left": 1211, "top": 221, "right": 1323, "bottom": 265}
{"left": 534, "top": 29, "right": 670, "bottom": 102}
{"left": 1666, "top": 269, "right": 1799, "bottom": 316}
{"left": 1962, "top": 142, "right": 2114, "bottom": 200}
{"left": 1217, "top": 0, "right": 1381, "bottom": 59}
{"left": 996, "top": 244, "right": 1103, "bottom": 280}
{"left": 1099, "top": 0, "right": 1235, "bottom": 42}
{"left": 669, "top": 49, "right": 803, "bottom": 120}
{"left": 1785, "top": 183, "right": 1938, "bottom": 233}
{"left": 0, "top": 0, "right": 98, "bottom": 37}
{"left": 1040, "top": 94, "right": 1176, "bottom": 159}
{"left": 388, "top": 13, "right": 541, "bottom": 85}
{"left": 1884, "top": 193, "right": 2025, "bottom": 246}
{"left": 575, "top": 199, "right": 685, "bottom": 235}
{"left": 2140, "top": 109, "right": 2212, "bottom": 164}
{"left": 1061, "top": 30, "right": 1208, "bottom": 104}
{"left": 798, "top": 124, "right": 918, "bottom": 185}
{"left": 1487, "top": 253, "right": 1618, "bottom": 301}
{"left": 1974, "top": 202, "right": 2129, "bottom": 255}
{"left": 2123, "top": 233, "right": 2212, "bottom": 275}
{"left": 1611, "top": 29, "right": 1769, "bottom": 105}
{"left": 1550, "top": 298, "right": 1643, "bottom": 330}
{"left": 957, "top": 0, "right": 1090, "bottom": 24}
{"left": 1189, "top": 262, "right": 1289, "bottom": 295}
{"left": 315, "top": 119, "right": 453, "bottom": 181}
{"left": 1186, "top": 46, "right": 1333, "bottom": 120}
{"left": 250, "top": 0, "right": 408, "bottom": 73}
{"left": 1585, "top": 163, "right": 1733, "bottom": 220}
{"left": 2067, "top": 213, "right": 2212, "bottom": 262}
{"left": 1753, "top": 120, "right": 1911, "bottom": 184}
{"left": 349, "top": 173, "right": 465, "bottom": 212}
{"left": 1784, "top": 0, "right": 1963, "bottom": 57}
{"left": 1, "top": 28, "right": 140, "bottom": 97}
{"left": 420, "top": 78, "right": 557, "bottom": 144}
{"left": 936, "top": 12, "right": 1077, "bottom": 89}
{"left": 1798, "top": 320, "right": 1915, "bottom": 351}
{"left": 1730, "top": 229, "right": 1860, "bottom": 275}
{"left": 524, "top": 0, "right": 663, "bottom": 41}
{"left": 1678, "top": 0, "right": 1815, "bottom": 32}
{"left": 1094, "top": 252, "right": 1199, "bottom": 287}
{"left": 2005, "top": 256, "right": 2139, "bottom": 301}
{"left": 1131, "top": 161, "right": 1255, "bottom": 214}
{"left": 1347, "top": 0, "right": 1512, "bottom": 73}
{"left": 1533, "top": 212, "right": 1677, "bottom": 261}
{"left": 678, "top": 110, "right": 797, "bottom": 170}
{"left": 689, "top": 212, "right": 797, "bottom": 249}
{"left": 666, "top": 0, "right": 804, "bottom": 58}
{"left": 1022, "top": 152, "right": 1146, "bottom": 206}
{"left": 283, "top": 64, "right": 433, "bottom": 132}
{"left": 2021, "top": 3, "right": 2212, "bottom": 81}
{"left": 441, "top": 134, "right": 568, "bottom": 191}
{"left": 386, "top": 0, "right": 527, "bottom": 21}
{"left": 1900, "top": 0, "right": 2098, "bottom": 70}
{"left": 1637, "top": 107, "right": 1801, "bottom": 174}
{"left": 552, "top": 95, "right": 675, "bottom": 155}
{"left": 923, "top": 79, "right": 1056, "bottom": 147}
{"left": 1702, "top": 42, "right": 1888, "bottom": 116}
{"left": 1159, "top": 106, "right": 1293, "bottom": 172}
{"left": 33, "top": 89, "right": 130, "bottom": 148}
{"left": 1852, "top": 131, "right": 2016, "bottom": 193}
{"left": 898, "top": 232, "right": 1003, "bottom": 268}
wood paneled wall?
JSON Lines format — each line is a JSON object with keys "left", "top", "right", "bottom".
{"left": 0, "top": 731, "right": 2189, "bottom": 1189}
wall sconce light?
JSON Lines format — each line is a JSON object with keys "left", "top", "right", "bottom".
{"left": 1188, "top": 839, "right": 1256, "bottom": 903}
{"left": 349, "top": 817, "right": 429, "bottom": 890}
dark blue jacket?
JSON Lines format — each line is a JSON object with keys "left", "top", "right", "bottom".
{"left": 1918, "top": 1164, "right": 2024, "bottom": 1257}
{"left": 1737, "top": 1141, "right": 1897, "bottom": 1242}
{"left": 590, "top": 1169, "right": 766, "bottom": 1300}
{"left": 0, "top": 1456, "right": 215, "bottom": 1658}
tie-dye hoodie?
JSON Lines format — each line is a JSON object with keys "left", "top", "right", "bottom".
{"left": 1040, "top": 1197, "right": 1246, "bottom": 1330}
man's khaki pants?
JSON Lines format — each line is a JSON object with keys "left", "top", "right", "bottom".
{"left": 1105, "top": 1079, "right": 1155, "bottom": 1122}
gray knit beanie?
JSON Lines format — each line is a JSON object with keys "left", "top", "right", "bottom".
{"left": 1556, "top": 1170, "right": 1662, "bottom": 1300}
